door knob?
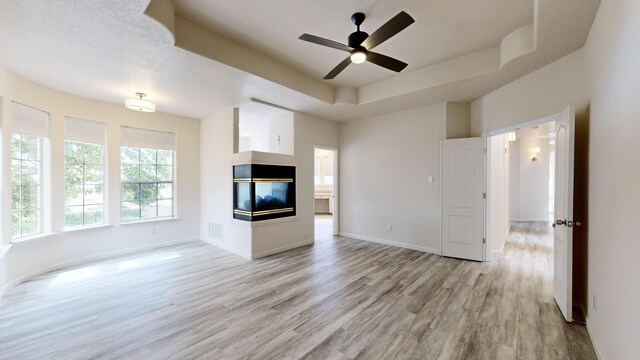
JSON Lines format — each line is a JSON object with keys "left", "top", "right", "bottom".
{"left": 555, "top": 219, "right": 567, "bottom": 226}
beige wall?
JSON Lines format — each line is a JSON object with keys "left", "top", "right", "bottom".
{"left": 583, "top": 0, "right": 640, "bottom": 358}
{"left": 487, "top": 134, "right": 510, "bottom": 257}
{"left": 339, "top": 103, "right": 445, "bottom": 253}
{"left": 0, "top": 69, "right": 201, "bottom": 296}
{"left": 509, "top": 138, "right": 554, "bottom": 221}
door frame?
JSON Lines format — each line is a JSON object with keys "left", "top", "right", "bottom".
{"left": 482, "top": 113, "right": 559, "bottom": 261}
{"left": 313, "top": 145, "right": 339, "bottom": 236}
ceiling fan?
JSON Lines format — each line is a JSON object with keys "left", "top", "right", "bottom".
{"left": 299, "top": 11, "right": 415, "bottom": 80}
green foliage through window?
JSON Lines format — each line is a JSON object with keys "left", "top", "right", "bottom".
{"left": 11, "top": 133, "right": 42, "bottom": 238}
{"left": 120, "top": 147, "right": 174, "bottom": 221}
{"left": 64, "top": 141, "right": 105, "bottom": 229}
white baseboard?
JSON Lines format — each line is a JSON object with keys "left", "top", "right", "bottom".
{"left": 586, "top": 320, "right": 604, "bottom": 360}
{"left": 490, "top": 249, "right": 504, "bottom": 261}
{"left": 202, "top": 238, "right": 252, "bottom": 260}
{"left": 251, "top": 239, "right": 314, "bottom": 260}
{"left": 0, "top": 237, "right": 200, "bottom": 300}
{"left": 339, "top": 232, "right": 440, "bottom": 255}
{"left": 511, "top": 218, "right": 551, "bottom": 222}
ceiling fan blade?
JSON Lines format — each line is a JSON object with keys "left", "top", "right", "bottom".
{"left": 324, "top": 56, "right": 352, "bottom": 79}
{"left": 366, "top": 52, "right": 408, "bottom": 72}
{"left": 361, "top": 11, "right": 415, "bottom": 51}
{"left": 299, "top": 34, "right": 354, "bottom": 52}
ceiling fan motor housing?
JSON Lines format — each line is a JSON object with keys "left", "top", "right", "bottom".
{"left": 348, "top": 31, "right": 369, "bottom": 48}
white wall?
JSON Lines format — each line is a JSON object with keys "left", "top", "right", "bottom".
{"left": 509, "top": 138, "right": 554, "bottom": 221}
{"left": 200, "top": 108, "right": 338, "bottom": 259}
{"left": 487, "top": 134, "right": 510, "bottom": 258}
{"left": 584, "top": 0, "right": 640, "bottom": 358}
{"left": 268, "top": 113, "right": 294, "bottom": 155}
{"left": 339, "top": 103, "right": 445, "bottom": 253}
{"left": 470, "top": 48, "right": 588, "bottom": 136}
{"left": 0, "top": 69, "right": 200, "bottom": 296}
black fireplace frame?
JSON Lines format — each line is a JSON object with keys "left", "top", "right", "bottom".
{"left": 233, "top": 164, "right": 296, "bottom": 221}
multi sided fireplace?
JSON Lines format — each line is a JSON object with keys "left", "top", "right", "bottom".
{"left": 233, "top": 164, "right": 296, "bottom": 221}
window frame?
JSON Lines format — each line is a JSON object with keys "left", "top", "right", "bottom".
{"left": 64, "top": 140, "right": 106, "bottom": 230}
{"left": 11, "top": 132, "right": 43, "bottom": 239}
{"left": 120, "top": 146, "right": 175, "bottom": 223}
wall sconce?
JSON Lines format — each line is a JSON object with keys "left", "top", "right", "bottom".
{"left": 531, "top": 147, "right": 541, "bottom": 162}
{"left": 507, "top": 132, "right": 517, "bottom": 142}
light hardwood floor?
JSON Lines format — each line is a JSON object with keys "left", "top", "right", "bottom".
{"left": 0, "top": 217, "right": 596, "bottom": 359}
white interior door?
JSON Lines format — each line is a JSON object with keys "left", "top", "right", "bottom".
{"left": 441, "top": 138, "right": 485, "bottom": 261}
{"left": 553, "top": 105, "right": 575, "bottom": 322}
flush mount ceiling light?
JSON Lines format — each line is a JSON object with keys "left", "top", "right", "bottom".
{"left": 125, "top": 92, "right": 155, "bottom": 112}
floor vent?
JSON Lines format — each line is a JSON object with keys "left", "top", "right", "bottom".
{"left": 208, "top": 222, "right": 223, "bottom": 240}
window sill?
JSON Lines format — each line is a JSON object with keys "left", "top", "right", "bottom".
{"left": 120, "top": 217, "right": 180, "bottom": 226}
{"left": 0, "top": 243, "right": 12, "bottom": 259}
{"left": 64, "top": 224, "right": 113, "bottom": 234}
{"left": 10, "top": 232, "right": 58, "bottom": 244}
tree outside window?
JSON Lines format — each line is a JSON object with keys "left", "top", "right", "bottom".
{"left": 11, "top": 133, "right": 42, "bottom": 238}
{"left": 121, "top": 147, "right": 174, "bottom": 221}
{"left": 64, "top": 141, "right": 105, "bottom": 229}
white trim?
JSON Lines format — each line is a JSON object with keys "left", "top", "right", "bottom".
{"left": 0, "top": 237, "right": 199, "bottom": 300}
{"left": 10, "top": 232, "right": 58, "bottom": 244}
{"left": 339, "top": 232, "right": 440, "bottom": 255}
{"left": 232, "top": 215, "right": 299, "bottom": 228}
{"left": 64, "top": 224, "right": 113, "bottom": 234}
{"left": 490, "top": 249, "right": 504, "bottom": 261}
{"left": 510, "top": 218, "right": 551, "bottom": 222}
{"left": 586, "top": 320, "right": 604, "bottom": 360}
{"left": 251, "top": 239, "right": 314, "bottom": 260}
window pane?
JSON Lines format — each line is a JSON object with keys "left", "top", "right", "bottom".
{"left": 21, "top": 135, "right": 40, "bottom": 161}
{"left": 65, "top": 206, "right": 84, "bottom": 229}
{"left": 11, "top": 160, "right": 21, "bottom": 186}
{"left": 141, "top": 203, "right": 157, "bottom": 219}
{"left": 121, "top": 147, "right": 139, "bottom": 164}
{"left": 158, "top": 199, "right": 172, "bottom": 217}
{"left": 11, "top": 185, "right": 21, "bottom": 211}
{"left": 66, "top": 183, "right": 84, "bottom": 206}
{"left": 65, "top": 163, "right": 83, "bottom": 185}
{"left": 64, "top": 141, "right": 84, "bottom": 164}
{"left": 22, "top": 210, "right": 39, "bottom": 236}
{"left": 121, "top": 164, "right": 139, "bottom": 182}
{"left": 84, "top": 164, "right": 103, "bottom": 185}
{"left": 140, "top": 183, "right": 157, "bottom": 201}
{"left": 21, "top": 185, "right": 39, "bottom": 211}
{"left": 157, "top": 150, "right": 173, "bottom": 165}
{"left": 140, "top": 148, "right": 156, "bottom": 164}
{"left": 158, "top": 183, "right": 172, "bottom": 200}
{"left": 84, "top": 205, "right": 104, "bottom": 226}
{"left": 21, "top": 160, "right": 40, "bottom": 186}
{"left": 156, "top": 166, "right": 172, "bottom": 181}
{"left": 84, "top": 143, "right": 104, "bottom": 164}
{"left": 121, "top": 184, "right": 139, "bottom": 202}
{"left": 121, "top": 202, "right": 140, "bottom": 220}
{"left": 139, "top": 164, "right": 156, "bottom": 181}
{"left": 84, "top": 184, "right": 104, "bottom": 205}
{"left": 11, "top": 211, "right": 21, "bottom": 237}
{"left": 11, "top": 134, "right": 21, "bottom": 159}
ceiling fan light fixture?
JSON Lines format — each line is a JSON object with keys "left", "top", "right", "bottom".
{"left": 350, "top": 50, "right": 367, "bottom": 64}
{"left": 125, "top": 92, "right": 155, "bottom": 112}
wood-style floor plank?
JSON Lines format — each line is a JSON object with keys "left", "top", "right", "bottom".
{"left": 0, "top": 217, "right": 596, "bottom": 359}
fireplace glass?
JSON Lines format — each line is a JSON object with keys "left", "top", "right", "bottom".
{"left": 233, "top": 164, "right": 296, "bottom": 221}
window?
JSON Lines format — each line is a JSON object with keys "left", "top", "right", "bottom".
{"left": 64, "top": 118, "right": 106, "bottom": 229}
{"left": 120, "top": 127, "right": 175, "bottom": 222}
{"left": 10, "top": 102, "right": 50, "bottom": 239}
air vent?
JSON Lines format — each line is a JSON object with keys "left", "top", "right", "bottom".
{"left": 208, "top": 222, "right": 223, "bottom": 240}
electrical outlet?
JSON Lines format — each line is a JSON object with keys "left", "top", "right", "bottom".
{"left": 593, "top": 295, "right": 598, "bottom": 310}
{"left": 386, "top": 224, "right": 392, "bottom": 231}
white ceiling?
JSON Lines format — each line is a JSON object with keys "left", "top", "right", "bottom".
{"left": 174, "top": 0, "right": 533, "bottom": 87}
{"left": 0, "top": 0, "right": 600, "bottom": 121}
{"left": 516, "top": 121, "right": 556, "bottom": 140}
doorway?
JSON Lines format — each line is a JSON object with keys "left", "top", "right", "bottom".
{"left": 486, "top": 120, "right": 556, "bottom": 260}
{"left": 313, "top": 147, "right": 338, "bottom": 240}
